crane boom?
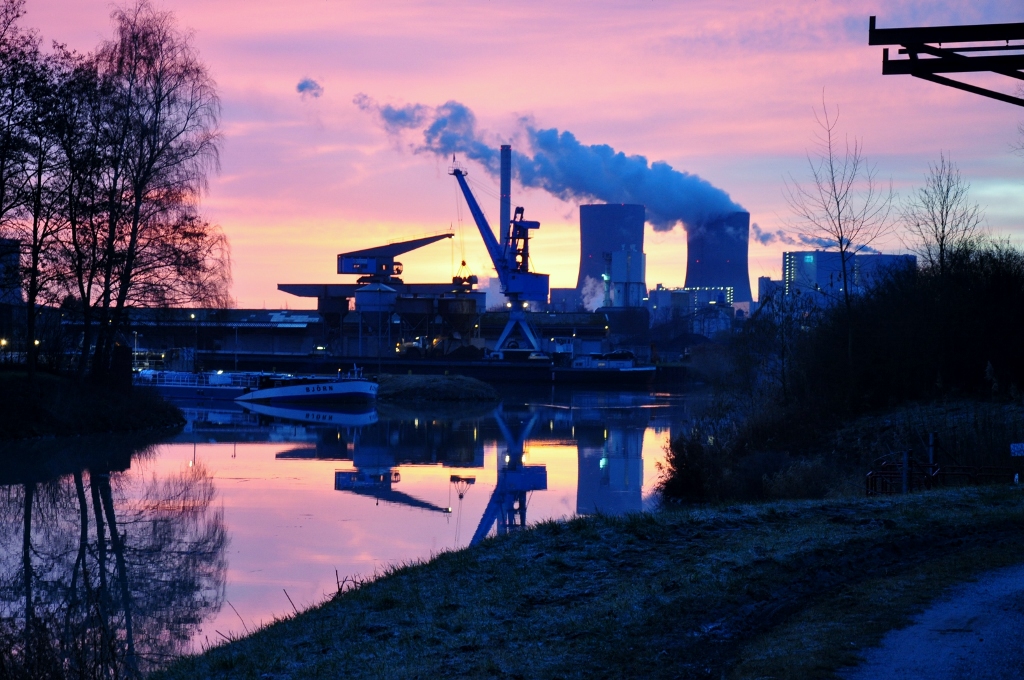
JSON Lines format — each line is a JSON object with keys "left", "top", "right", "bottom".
{"left": 449, "top": 150, "right": 549, "bottom": 304}
{"left": 449, "top": 145, "right": 549, "bottom": 353}
{"left": 451, "top": 167, "right": 505, "bottom": 269}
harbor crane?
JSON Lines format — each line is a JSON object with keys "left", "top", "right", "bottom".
{"left": 450, "top": 145, "right": 550, "bottom": 353}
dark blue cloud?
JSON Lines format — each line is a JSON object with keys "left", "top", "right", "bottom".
{"left": 752, "top": 222, "right": 797, "bottom": 246}
{"left": 297, "top": 78, "right": 324, "bottom": 98}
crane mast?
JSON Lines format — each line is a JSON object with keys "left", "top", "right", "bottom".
{"left": 450, "top": 145, "right": 549, "bottom": 353}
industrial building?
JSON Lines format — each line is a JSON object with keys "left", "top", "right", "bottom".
{"left": 646, "top": 283, "right": 737, "bottom": 341}
{"left": 683, "top": 211, "right": 753, "bottom": 303}
{"left": 780, "top": 251, "right": 916, "bottom": 298}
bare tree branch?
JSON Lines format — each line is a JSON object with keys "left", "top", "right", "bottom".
{"left": 900, "top": 152, "right": 984, "bottom": 279}
{"left": 783, "top": 96, "right": 896, "bottom": 312}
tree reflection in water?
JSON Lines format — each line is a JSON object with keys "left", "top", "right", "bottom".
{"left": 0, "top": 440, "right": 227, "bottom": 678}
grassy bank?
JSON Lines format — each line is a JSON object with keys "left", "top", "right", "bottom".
{"left": 0, "top": 371, "right": 184, "bottom": 440}
{"left": 157, "top": 485, "right": 1024, "bottom": 679}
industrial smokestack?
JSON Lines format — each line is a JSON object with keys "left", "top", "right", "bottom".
{"left": 683, "top": 212, "right": 752, "bottom": 303}
{"left": 500, "top": 144, "right": 511, "bottom": 238}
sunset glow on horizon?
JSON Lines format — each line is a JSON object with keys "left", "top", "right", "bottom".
{"left": 23, "top": 0, "right": 1024, "bottom": 308}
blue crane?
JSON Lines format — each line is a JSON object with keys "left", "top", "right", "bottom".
{"left": 450, "top": 145, "right": 549, "bottom": 353}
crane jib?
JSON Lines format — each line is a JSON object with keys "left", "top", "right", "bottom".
{"left": 452, "top": 170, "right": 504, "bottom": 268}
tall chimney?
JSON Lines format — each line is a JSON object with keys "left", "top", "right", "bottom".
{"left": 499, "top": 145, "right": 511, "bottom": 245}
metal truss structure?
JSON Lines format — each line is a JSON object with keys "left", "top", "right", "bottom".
{"left": 868, "top": 16, "right": 1024, "bottom": 107}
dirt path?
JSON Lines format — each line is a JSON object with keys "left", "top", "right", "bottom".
{"left": 843, "top": 564, "right": 1024, "bottom": 680}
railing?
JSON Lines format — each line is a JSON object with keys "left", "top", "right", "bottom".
{"left": 866, "top": 457, "right": 1016, "bottom": 495}
{"left": 134, "top": 370, "right": 263, "bottom": 389}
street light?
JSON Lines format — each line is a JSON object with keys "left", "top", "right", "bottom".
{"left": 190, "top": 313, "right": 198, "bottom": 372}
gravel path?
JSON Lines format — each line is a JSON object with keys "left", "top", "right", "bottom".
{"left": 843, "top": 564, "right": 1024, "bottom": 680}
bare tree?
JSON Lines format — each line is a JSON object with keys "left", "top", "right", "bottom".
{"left": 784, "top": 98, "right": 896, "bottom": 313}
{"left": 126, "top": 208, "right": 232, "bottom": 308}
{"left": 0, "top": 0, "right": 34, "bottom": 295}
{"left": 901, "top": 153, "right": 983, "bottom": 278}
{"left": 50, "top": 49, "right": 108, "bottom": 376}
{"left": 15, "top": 50, "right": 65, "bottom": 377}
{"left": 91, "top": 0, "right": 222, "bottom": 377}
{"left": 784, "top": 97, "right": 895, "bottom": 371}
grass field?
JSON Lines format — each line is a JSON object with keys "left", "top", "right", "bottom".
{"left": 156, "top": 485, "right": 1024, "bottom": 679}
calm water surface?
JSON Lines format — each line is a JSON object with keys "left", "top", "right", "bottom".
{"left": 0, "top": 387, "right": 697, "bottom": 672}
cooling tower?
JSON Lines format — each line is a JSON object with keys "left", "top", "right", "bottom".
{"left": 683, "top": 211, "right": 752, "bottom": 303}
{"left": 576, "top": 204, "right": 645, "bottom": 302}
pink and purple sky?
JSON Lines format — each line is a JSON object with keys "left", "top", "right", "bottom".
{"left": 24, "top": 0, "right": 1024, "bottom": 308}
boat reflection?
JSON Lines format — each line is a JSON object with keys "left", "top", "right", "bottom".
{"left": 238, "top": 401, "right": 378, "bottom": 427}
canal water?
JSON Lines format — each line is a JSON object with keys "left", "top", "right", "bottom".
{"left": 0, "top": 387, "right": 696, "bottom": 673}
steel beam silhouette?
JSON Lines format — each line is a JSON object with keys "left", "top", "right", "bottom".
{"left": 869, "top": 16, "right": 1024, "bottom": 107}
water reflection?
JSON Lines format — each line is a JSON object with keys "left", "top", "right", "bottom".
{"left": 0, "top": 436, "right": 226, "bottom": 678}
{"left": 1, "top": 388, "right": 696, "bottom": 670}
{"left": 470, "top": 409, "right": 548, "bottom": 544}
{"left": 231, "top": 389, "right": 686, "bottom": 540}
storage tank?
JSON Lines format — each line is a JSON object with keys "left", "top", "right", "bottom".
{"left": 355, "top": 283, "right": 397, "bottom": 330}
{"left": 394, "top": 296, "right": 434, "bottom": 334}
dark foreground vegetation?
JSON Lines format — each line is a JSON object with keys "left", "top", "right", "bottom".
{"left": 0, "top": 371, "right": 183, "bottom": 439}
{"left": 155, "top": 486, "right": 1024, "bottom": 680}
{"left": 668, "top": 236, "right": 1024, "bottom": 503}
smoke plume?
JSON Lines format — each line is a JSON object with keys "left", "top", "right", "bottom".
{"left": 751, "top": 222, "right": 796, "bottom": 246}
{"left": 580, "top": 276, "right": 606, "bottom": 311}
{"left": 355, "top": 95, "right": 743, "bottom": 232}
{"left": 751, "top": 222, "right": 880, "bottom": 253}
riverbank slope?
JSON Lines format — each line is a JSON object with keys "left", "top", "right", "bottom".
{"left": 157, "top": 485, "right": 1024, "bottom": 679}
{"left": 0, "top": 371, "right": 184, "bottom": 440}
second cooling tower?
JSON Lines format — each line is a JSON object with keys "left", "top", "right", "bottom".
{"left": 683, "top": 211, "right": 752, "bottom": 303}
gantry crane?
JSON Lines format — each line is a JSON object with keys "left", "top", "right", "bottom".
{"left": 450, "top": 145, "right": 550, "bottom": 353}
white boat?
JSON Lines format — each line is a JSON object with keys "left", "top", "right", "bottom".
{"left": 235, "top": 368, "right": 377, "bottom": 405}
